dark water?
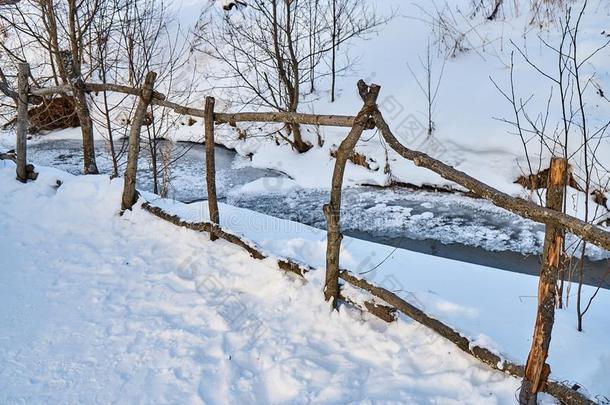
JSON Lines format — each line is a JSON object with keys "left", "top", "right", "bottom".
{"left": 26, "top": 138, "right": 610, "bottom": 289}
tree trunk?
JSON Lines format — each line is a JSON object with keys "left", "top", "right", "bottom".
{"left": 330, "top": 0, "right": 337, "bottom": 103}
{"left": 121, "top": 72, "right": 157, "bottom": 211}
{"left": 204, "top": 96, "right": 220, "bottom": 240}
{"left": 324, "top": 80, "right": 380, "bottom": 307}
{"left": 289, "top": 122, "right": 311, "bottom": 153}
{"left": 519, "top": 157, "right": 568, "bottom": 404}
{"left": 15, "top": 63, "right": 29, "bottom": 183}
{"left": 60, "top": 51, "right": 99, "bottom": 174}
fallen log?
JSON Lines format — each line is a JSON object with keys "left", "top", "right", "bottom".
{"left": 29, "top": 83, "right": 166, "bottom": 102}
{"left": 29, "top": 82, "right": 365, "bottom": 128}
{"left": 214, "top": 111, "right": 374, "bottom": 129}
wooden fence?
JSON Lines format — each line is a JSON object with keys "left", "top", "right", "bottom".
{"left": 4, "top": 63, "right": 610, "bottom": 404}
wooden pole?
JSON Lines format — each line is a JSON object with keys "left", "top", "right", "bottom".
{"left": 15, "top": 63, "right": 29, "bottom": 183}
{"left": 121, "top": 72, "right": 157, "bottom": 211}
{"left": 520, "top": 157, "right": 568, "bottom": 405}
{"left": 204, "top": 96, "right": 220, "bottom": 240}
{"left": 323, "top": 81, "right": 380, "bottom": 308}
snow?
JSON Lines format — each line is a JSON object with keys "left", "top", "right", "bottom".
{"left": 150, "top": 192, "right": 610, "bottom": 401}
{"left": 2, "top": 0, "right": 610, "bottom": 401}
{"left": 0, "top": 162, "right": 534, "bottom": 403}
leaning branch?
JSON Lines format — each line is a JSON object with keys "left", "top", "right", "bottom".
{"left": 372, "top": 109, "right": 610, "bottom": 252}
{"left": 339, "top": 271, "right": 593, "bottom": 405}
{"left": 141, "top": 202, "right": 396, "bottom": 320}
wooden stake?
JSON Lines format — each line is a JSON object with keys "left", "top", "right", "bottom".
{"left": 324, "top": 81, "right": 379, "bottom": 308}
{"left": 520, "top": 157, "right": 568, "bottom": 405}
{"left": 204, "top": 96, "right": 220, "bottom": 241}
{"left": 121, "top": 72, "right": 157, "bottom": 211}
{"left": 16, "top": 63, "right": 29, "bottom": 183}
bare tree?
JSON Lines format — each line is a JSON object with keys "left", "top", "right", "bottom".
{"left": 194, "top": 0, "right": 386, "bottom": 152}
{"left": 407, "top": 38, "right": 445, "bottom": 136}
{"left": 0, "top": 0, "right": 103, "bottom": 173}
{"left": 327, "top": 0, "right": 387, "bottom": 102}
{"left": 492, "top": 0, "right": 610, "bottom": 332}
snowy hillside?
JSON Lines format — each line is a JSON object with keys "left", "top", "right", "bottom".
{"left": 0, "top": 161, "right": 527, "bottom": 403}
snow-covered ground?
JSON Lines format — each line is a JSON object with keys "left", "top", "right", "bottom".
{"left": 0, "top": 162, "right": 528, "bottom": 404}
{"left": 2, "top": 162, "right": 609, "bottom": 402}
{"left": 2, "top": 1, "right": 610, "bottom": 401}
{"left": 152, "top": 195, "right": 610, "bottom": 403}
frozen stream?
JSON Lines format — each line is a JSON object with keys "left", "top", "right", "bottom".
{"left": 24, "top": 138, "right": 610, "bottom": 288}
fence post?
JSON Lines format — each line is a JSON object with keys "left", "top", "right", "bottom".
{"left": 121, "top": 72, "right": 157, "bottom": 211}
{"left": 204, "top": 96, "right": 219, "bottom": 240}
{"left": 519, "top": 157, "right": 568, "bottom": 405}
{"left": 323, "top": 81, "right": 379, "bottom": 308}
{"left": 15, "top": 62, "right": 29, "bottom": 183}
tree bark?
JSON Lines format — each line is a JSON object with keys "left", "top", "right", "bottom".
{"left": 121, "top": 72, "right": 157, "bottom": 211}
{"left": 15, "top": 63, "right": 29, "bottom": 183}
{"left": 520, "top": 157, "right": 568, "bottom": 405}
{"left": 215, "top": 111, "right": 372, "bottom": 128}
{"left": 204, "top": 96, "right": 220, "bottom": 240}
{"left": 324, "top": 80, "right": 380, "bottom": 307}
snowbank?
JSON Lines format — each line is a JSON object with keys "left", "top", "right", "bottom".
{"left": 152, "top": 193, "right": 610, "bottom": 401}
{"left": 0, "top": 163, "right": 530, "bottom": 403}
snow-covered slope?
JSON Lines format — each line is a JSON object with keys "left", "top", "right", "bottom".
{"left": 0, "top": 162, "right": 527, "bottom": 403}
{"left": 2, "top": 162, "right": 609, "bottom": 402}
